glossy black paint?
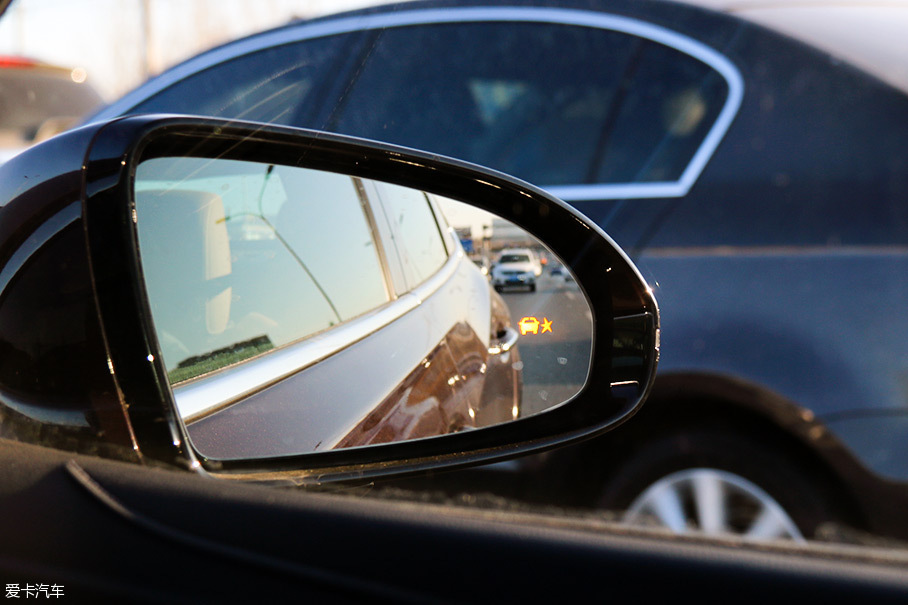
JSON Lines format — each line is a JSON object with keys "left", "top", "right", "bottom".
{"left": 0, "top": 115, "right": 657, "bottom": 483}
{"left": 0, "top": 127, "right": 137, "bottom": 461}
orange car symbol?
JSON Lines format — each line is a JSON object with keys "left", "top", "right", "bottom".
{"left": 519, "top": 317, "right": 540, "bottom": 335}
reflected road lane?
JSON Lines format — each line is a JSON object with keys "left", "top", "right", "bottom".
{"left": 499, "top": 271, "right": 593, "bottom": 416}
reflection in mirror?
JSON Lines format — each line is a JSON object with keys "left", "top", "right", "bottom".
{"left": 134, "top": 157, "right": 592, "bottom": 460}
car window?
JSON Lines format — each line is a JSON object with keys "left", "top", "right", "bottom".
{"left": 130, "top": 36, "right": 352, "bottom": 125}
{"left": 325, "top": 21, "right": 728, "bottom": 187}
{"left": 125, "top": 20, "right": 729, "bottom": 189}
{"left": 135, "top": 157, "right": 389, "bottom": 383}
{"left": 591, "top": 40, "right": 727, "bottom": 183}
{"left": 373, "top": 181, "right": 449, "bottom": 289}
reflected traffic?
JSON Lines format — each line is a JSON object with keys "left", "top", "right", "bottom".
{"left": 134, "top": 158, "right": 594, "bottom": 459}
{"left": 497, "top": 268, "right": 591, "bottom": 416}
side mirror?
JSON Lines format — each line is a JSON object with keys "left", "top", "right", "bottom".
{"left": 0, "top": 115, "right": 658, "bottom": 483}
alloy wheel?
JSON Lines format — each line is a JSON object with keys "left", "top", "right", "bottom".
{"left": 622, "top": 468, "right": 805, "bottom": 542}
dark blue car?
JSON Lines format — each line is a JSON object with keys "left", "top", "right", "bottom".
{"left": 89, "top": 0, "right": 908, "bottom": 543}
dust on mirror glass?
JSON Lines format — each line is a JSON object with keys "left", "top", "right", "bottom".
{"left": 134, "top": 156, "right": 592, "bottom": 460}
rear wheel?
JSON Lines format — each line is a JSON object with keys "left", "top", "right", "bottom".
{"left": 622, "top": 467, "right": 803, "bottom": 541}
{"left": 598, "top": 428, "right": 845, "bottom": 542}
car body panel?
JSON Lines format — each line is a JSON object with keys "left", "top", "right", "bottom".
{"left": 187, "top": 252, "right": 521, "bottom": 458}
{"left": 0, "top": 127, "right": 137, "bottom": 460}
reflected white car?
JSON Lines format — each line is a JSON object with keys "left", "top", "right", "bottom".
{"left": 491, "top": 249, "right": 539, "bottom": 292}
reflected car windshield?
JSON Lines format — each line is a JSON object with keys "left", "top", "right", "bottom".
{"left": 499, "top": 254, "right": 530, "bottom": 263}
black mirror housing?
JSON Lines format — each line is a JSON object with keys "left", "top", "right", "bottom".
{"left": 0, "top": 115, "right": 658, "bottom": 483}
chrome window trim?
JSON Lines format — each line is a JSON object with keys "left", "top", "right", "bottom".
{"left": 94, "top": 7, "right": 744, "bottom": 202}
{"left": 352, "top": 177, "right": 397, "bottom": 302}
{"left": 174, "top": 242, "right": 464, "bottom": 421}
{"left": 360, "top": 179, "right": 410, "bottom": 297}
{"left": 404, "top": 234, "right": 465, "bottom": 305}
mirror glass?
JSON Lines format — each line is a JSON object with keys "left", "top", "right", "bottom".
{"left": 134, "top": 156, "right": 592, "bottom": 459}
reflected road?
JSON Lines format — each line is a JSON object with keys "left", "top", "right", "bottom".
{"left": 498, "top": 270, "right": 593, "bottom": 417}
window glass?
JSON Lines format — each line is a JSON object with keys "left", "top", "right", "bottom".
{"left": 327, "top": 22, "right": 728, "bottom": 187}
{"left": 135, "top": 157, "right": 389, "bottom": 383}
{"left": 130, "top": 36, "right": 350, "bottom": 125}
{"left": 499, "top": 253, "right": 531, "bottom": 263}
{"left": 375, "top": 182, "right": 448, "bottom": 288}
{"left": 593, "top": 41, "right": 728, "bottom": 183}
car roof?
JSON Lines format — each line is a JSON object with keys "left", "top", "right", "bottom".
{"left": 676, "top": 0, "right": 908, "bottom": 95}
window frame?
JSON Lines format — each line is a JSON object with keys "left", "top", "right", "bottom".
{"left": 371, "top": 181, "right": 453, "bottom": 292}
{"left": 94, "top": 6, "right": 744, "bottom": 202}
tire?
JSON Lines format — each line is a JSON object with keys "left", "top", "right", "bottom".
{"left": 494, "top": 285, "right": 502, "bottom": 292}
{"left": 597, "top": 428, "right": 845, "bottom": 543}
{"left": 529, "top": 283, "right": 536, "bottom": 292}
